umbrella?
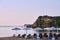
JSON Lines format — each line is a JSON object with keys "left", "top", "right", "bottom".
{"left": 12, "top": 27, "right": 21, "bottom": 30}
{"left": 22, "top": 27, "right": 32, "bottom": 35}
{"left": 44, "top": 27, "right": 57, "bottom": 30}
{"left": 49, "top": 27, "right": 57, "bottom": 30}
{"left": 34, "top": 27, "right": 43, "bottom": 30}
{"left": 12, "top": 27, "right": 21, "bottom": 36}
{"left": 44, "top": 27, "right": 57, "bottom": 33}
{"left": 22, "top": 27, "right": 32, "bottom": 39}
{"left": 50, "top": 27, "right": 57, "bottom": 33}
{"left": 44, "top": 27, "right": 50, "bottom": 33}
{"left": 34, "top": 27, "right": 43, "bottom": 33}
{"left": 44, "top": 27, "right": 50, "bottom": 30}
{"left": 56, "top": 28, "right": 60, "bottom": 33}
{"left": 23, "top": 28, "right": 32, "bottom": 30}
{"left": 57, "top": 28, "right": 60, "bottom": 30}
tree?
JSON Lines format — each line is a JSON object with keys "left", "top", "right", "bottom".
{"left": 36, "top": 19, "right": 44, "bottom": 28}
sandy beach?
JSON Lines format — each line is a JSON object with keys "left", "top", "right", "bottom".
{"left": 0, "top": 37, "right": 48, "bottom": 40}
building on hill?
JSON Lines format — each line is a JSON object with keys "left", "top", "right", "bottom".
{"left": 24, "top": 24, "right": 32, "bottom": 28}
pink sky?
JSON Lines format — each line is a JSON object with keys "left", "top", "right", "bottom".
{"left": 0, "top": 0, "right": 60, "bottom": 26}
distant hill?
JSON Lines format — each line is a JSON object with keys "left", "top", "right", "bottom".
{"left": 32, "top": 15, "right": 60, "bottom": 28}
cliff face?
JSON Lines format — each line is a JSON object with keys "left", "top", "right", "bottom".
{"left": 32, "top": 15, "right": 60, "bottom": 28}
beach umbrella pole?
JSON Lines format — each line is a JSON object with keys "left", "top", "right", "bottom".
{"left": 14, "top": 30, "right": 17, "bottom": 37}
{"left": 12, "top": 27, "right": 21, "bottom": 40}
{"left": 26, "top": 29, "right": 27, "bottom": 40}
{"left": 15, "top": 30, "right": 17, "bottom": 40}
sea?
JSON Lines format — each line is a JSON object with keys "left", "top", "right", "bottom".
{"left": 0, "top": 26, "right": 37, "bottom": 37}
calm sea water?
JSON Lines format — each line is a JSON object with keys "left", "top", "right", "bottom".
{"left": 0, "top": 26, "right": 37, "bottom": 37}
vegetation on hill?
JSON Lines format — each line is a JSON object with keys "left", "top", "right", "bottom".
{"left": 32, "top": 15, "right": 60, "bottom": 28}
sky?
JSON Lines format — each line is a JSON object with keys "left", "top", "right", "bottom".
{"left": 0, "top": 0, "right": 60, "bottom": 26}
